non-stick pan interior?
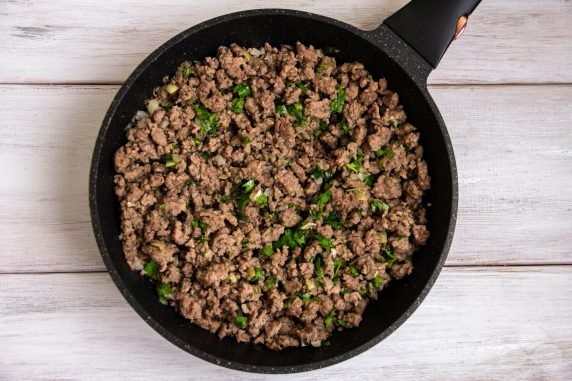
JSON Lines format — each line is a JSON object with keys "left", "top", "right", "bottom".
{"left": 91, "top": 10, "right": 455, "bottom": 372}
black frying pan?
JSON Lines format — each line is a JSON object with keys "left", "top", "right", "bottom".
{"left": 90, "top": 0, "right": 481, "bottom": 373}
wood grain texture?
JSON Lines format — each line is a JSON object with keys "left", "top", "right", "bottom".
{"left": 1, "top": 0, "right": 571, "bottom": 85}
{"left": 1, "top": 84, "right": 571, "bottom": 273}
{"left": 0, "top": 267, "right": 570, "bottom": 380}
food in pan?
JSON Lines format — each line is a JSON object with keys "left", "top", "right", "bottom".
{"left": 113, "top": 42, "right": 431, "bottom": 350}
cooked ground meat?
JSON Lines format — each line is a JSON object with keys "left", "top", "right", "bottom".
{"left": 113, "top": 42, "right": 431, "bottom": 350}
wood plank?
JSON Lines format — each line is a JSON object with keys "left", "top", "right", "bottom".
{"left": 1, "top": 0, "right": 571, "bottom": 85}
{"left": 1, "top": 84, "right": 571, "bottom": 273}
{"left": 0, "top": 267, "right": 570, "bottom": 379}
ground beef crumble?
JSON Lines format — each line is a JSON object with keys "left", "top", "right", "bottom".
{"left": 113, "top": 42, "right": 431, "bottom": 350}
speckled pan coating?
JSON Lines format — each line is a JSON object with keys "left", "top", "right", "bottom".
{"left": 89, "top": 9, "right": 458, "bottom": 374}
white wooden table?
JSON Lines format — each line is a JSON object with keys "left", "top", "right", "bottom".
{"left": 1, "top": 1, "right": 571, "bottom": 379}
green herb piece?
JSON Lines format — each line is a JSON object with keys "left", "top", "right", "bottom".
{"left": 356, "top": 208, "right": 363, "bottom": 218}
{"left": 375, "top": 148, "right": 395, "bottom": 159}
{"left": 192, "top": 103, "right": 218, "bottom": 135}
{"left": 197, "top": 235, "right": 209, "bottom": 244}
{"left": 230, "top": 97, "right": 245, "bottom": 113}
{"left": 233, "top": 83, "right": 252, "bottom": 98}
{"left": 317, "top": 59, "right": 336, "bottom": 72}
{"left": 156, "top": 283, "right": 172, "bottom": 299}
{"left": 337, "top": 319, "right": 348, "bottom": 328}
{"left": 164, "top": 153, "right": 181, "bottom": 167}
{"left": 314, "top": 234, "right": 333, "bottom": 251}
{"left": 262, "top": 246, "right": 274, "bottom": 257}
{"left": 371, "top": 200, "right": 389, "bottom": 214}
{"left": 296, "top": 82, "right": 309, "bottom": 95}
{"left": 234, "top": 315, "right": 248, "bottom": 329}
{"left": 315, "top": 120, "right": 330, "bottom": 137}
{"left": 383, "top": 245, "right": 397, "bottom": 267}
{"left": 298, "top": 292, "right": 313, "bottom": 302}
{"left": 311, "top": 165, "right": 324, "bottom": 180}
{"left": 333, "top": 259, "right": 345, "bottom": 278}
{"left": 314, "top": 255, "right": 325, "bottom": 278}
{"left": 158, "top": 203, "right": 165, "bottom": 209}
{"left": 192, "top": 59, "right": 201, "bottom": 65}
{"left": 143, "top": 260, "right": 160, "bottom": 281}
{"left": 273, "top": 228, "right": 309, "bottom": 251}
{"left": 242, "top": 180, "right": 255, "bottom": 193}
{"left": 201, "top": 151, "right": 209, "bottom": 159}
{"left": 247, "top": 267, "right": 264, "bottom": 282}
{"left": 359, "top": 288, "right": 368, "bottom": 296}
{"left": 389, "top": 118, "right": 398, "bottom": 128}
{"left": 324, "top": 212, "right": 344, "bottom": 230}
{"left": 161, "top": 100, "right": 173, "bottom": 110}
{"left": 241, "top": 136, "right": 251, "bottom": 145}
{"left": 253, "top": 194, "right": 267, "bottom": 207}
{"left": 349, "top": 266, "right": 360, "bottom": 277}
{"left": 373, "top": 276, "right": 384, "bottom": 288}
{"left": 363, "top": 175, "right": 375, "bottom": 187}
{"left": 345, "top": 149, "right": 363, "bottom": 173}
{"left": 330, "top": 85, "right": 346, "bottom": 114}
{"left": 287, "top": 102, "right": 307, "bottom": 126}
{"left": 324, "top": 309, "right": 336, "bottom": 328}
{"left": 275, "top": 104, "right": 287, "bottom": 116}
{"left": 316, "top": 190, "right": 332, "bottom": 210}
{"left": 264, "top": 274, "right": 278, "bottom": 289}
{"left": 339, "top": 118, "right": 350, "bottom": 134}
{"left": 184, "top": 67, "right": 192, "bottom": 78}
{"left": 220, "top": 195, "right": 229, "bottom": 203}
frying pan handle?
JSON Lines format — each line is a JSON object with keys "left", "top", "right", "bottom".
{"left": 384, "top": 0, "right": 482, "bottom": 68}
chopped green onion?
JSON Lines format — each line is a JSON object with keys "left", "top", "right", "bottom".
{"left": 220, "top": 195, "right": 229, "bottom": 203}
{"left": 261, "top": 246, "right": 274, "bottom": 257}
{"left": 242, "top": 179, "right": 255, "bottom": 193}
{"left": 156, "top": 283, "right": 172, "bottom": 299}
{"left": 376, "top": 148, "right": 395, "bottom": 159}
{"left": 255, "top": 194, "right": 268, "bottom": 206}
{"left": 339, "top": 118, "right": 350, "bottom": 134}
{"left": 164, "top": 153, "right": 181, "bottom": 167}
{"left": 314, "top": 255, "right": 325, "bottom": 278}
{"left": 383, "top": 246, "right": 397, "bottom": 266}
{"left": 316, "top": 190, "right": 332, "bottom": 210}
{"left": 389, "top": 118, "right": 398, "bottom": 128}
{"left": 324, "top": 212, "right": 344, "bottom": 230}
{"left": 143, "top": 260, "right": 160, "bottom": 281}
{"left": 193, "top": 138, "right": 202, "bottom": 145}
{"left": 314, "top": 235, "right": 333, "bottom": 251}
{"left": 333, "top": 259, "right": 345, "bottom": 278}
{"left": 241, "top": 136, "right": 251, "bottom": 145}
{"left": 350, "top": 267, "right": 360, "bottom": 277}
{"left": 363, "top": 175, "right": 375, "bottom": 187}
{"left": 324, "top": 309, "right": 336, "bottom": 328}
{"left": 371, "top": 200, "right": 389, "bottom": 214}
{"left": 298, "top": 292, "right": 313, "bottom": 302}
{"left": 230, "top": 97, "right": 245, "bottom": 113}
{"left": 158, "top": 203, "right": 165, "bottom": 209}
{"left": 264, "top": 274, "right": 278, "bottom": 289}
{"left": 248, "top": 267, "right": 264, "bottom": 282}
{"left": 192, "top": 103, "right": 218, "bottom": 135}
{"left": 234, "top": 315, "right": 248, "bottom": 329}
{"left": 337, "top": 319, "right": 348, "bottom": 328}
{"left": 330, "top": 85, "right": 346, "bottom": 114}
{"left": 184, "top": 67, "right": 192, "bottom": 78}
{"left": 161, "top": 100, "right": 173, "bottom": 110}
{"left": 287, "top": 102, "right": 307, "bottom": 126}
{"left": 373, "top": 276, "right": 384, "bottom": 288}
{"left": 233, "top": 83, "right": 252, "bottom": 98}
{"left": 275, "top": 104, "right": 287, "bottom": 116}
{"left": 296, "top": 82, "right": 309, "bottom": 95}
{"left": 345, "top": 149, "right": 363, "bottom": 173}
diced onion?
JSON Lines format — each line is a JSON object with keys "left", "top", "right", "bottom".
{"left": 306, "top": 279, "right": 316, "bottom": 290}
{"left": 147, "top": 99, "right": 160, "bottom": 114}
{"left": 165, "top": 83, "right": 179, "bottom": 94}
{"left": 310, "top": 341, "right": 322, "bottom": 347}
{"left": 331, "top": 248, "right": 337, "bottom": 258}
{"left": 149, "top": 240, "right": 166, "bottom": 250}
{"left": 135, "top": 110, "right": 147, "bottom": 120}
{"left": 315, "top": 177, "right": 323, "bottom": 185}
{"left": 249, "top": 47, "right": 265, "bottom": 57}
{"left": 159, "top": 119, "right": 170, "bottom": 129}
{"left": 263, "top": 188, "right": 273, "bottom": 197}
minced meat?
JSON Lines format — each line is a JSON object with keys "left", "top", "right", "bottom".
{"left": 113, "top": 42, "right": 431, "bottom": 350}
